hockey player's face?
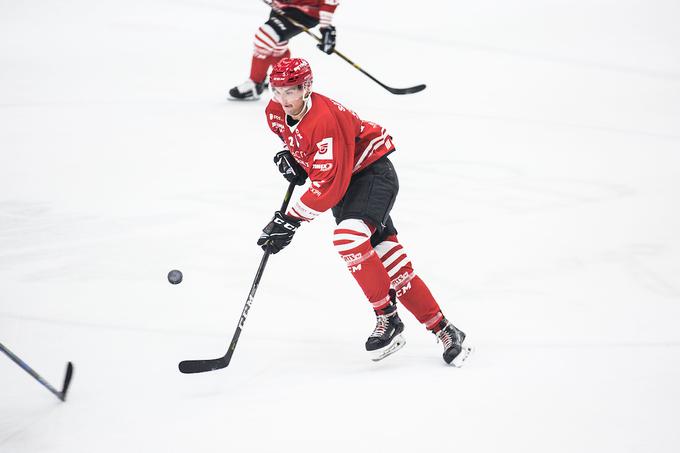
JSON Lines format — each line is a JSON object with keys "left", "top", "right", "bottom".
{"left": 272, "top": 85, "right": 306, "bottom": 116}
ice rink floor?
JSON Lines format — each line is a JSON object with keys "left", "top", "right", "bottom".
{"left": 1, "top": 1, "right": 679, "bottom": 452}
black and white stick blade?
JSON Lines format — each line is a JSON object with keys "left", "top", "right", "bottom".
{"left": 59, "top": 362, "right": 74, "bottom": 401}
{"left": 386, "top": 84, "right": 426, "bottom": 95}
{"left": 178, "top": 358, "right": 228, "bottom": 374}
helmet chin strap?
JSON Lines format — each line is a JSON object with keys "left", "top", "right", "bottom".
{"left": 291, "top": 92, "right": 312, "bottom": 120}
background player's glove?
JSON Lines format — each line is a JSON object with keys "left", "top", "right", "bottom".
{"left": 317, "top": 26, "right": 336, "bottom": 54}
{"left": 274, "top": 150, "right": 307, "bottom": 186}
{"left": 257, "top": 211, "right": 301, "bottom": 254}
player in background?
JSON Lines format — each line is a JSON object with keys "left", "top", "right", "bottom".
{"left": 229, "top": 0, "right": 339, "bottom": 101}
{"left": 257, "top": 58, "right": 472, "bottom": 366}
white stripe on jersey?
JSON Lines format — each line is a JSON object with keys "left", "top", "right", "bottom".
{"left": 353, "top": 128, "right": 388, "bottom": 172}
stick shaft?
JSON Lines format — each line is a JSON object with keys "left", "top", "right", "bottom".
{"left": 0, "top": 342, "right": 65, "bottom": 400}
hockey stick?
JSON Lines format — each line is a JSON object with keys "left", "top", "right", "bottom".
{"left": 262, "top": 0, "right": 426, "bottom": 95}
{"left": 0, "top": 342, "right": 74, "bottom": 402}
{"left": 178, "top": 181, "right": 297, "bottom": 374}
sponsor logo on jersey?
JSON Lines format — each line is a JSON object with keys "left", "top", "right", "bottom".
{"left": 269, "top": 113, "right": 283, "bottom": 121}
{"left": 314, "top": 137, "right": 333, "bottom": 160}
{"left": 312, "top": 162, "right": 333, "bottom": 171}
{"left": 271, "top": 121, "right": 284, "bottom": 131}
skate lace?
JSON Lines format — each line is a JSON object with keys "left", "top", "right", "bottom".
{"left": 436, "top": 326, "right": 454, "bottom": 349}
{"left": 370, "top": 314, "right": 390, "bottom": 338}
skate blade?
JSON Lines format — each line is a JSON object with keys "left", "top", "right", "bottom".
{"left": 227, "top": 96, "right": 261, "bottom": 102}
{"left": 369, "top": 334, "right": 406, "bottom": 362}
{"left": 450, "top": 340, "right": 473, "bottom": 368}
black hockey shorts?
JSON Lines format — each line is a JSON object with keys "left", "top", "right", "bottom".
{"left": 266, "top": 8, "right": 319, "bottom": 42}
{"left": 332, "top": 155, "right": 399, "bottom": 247}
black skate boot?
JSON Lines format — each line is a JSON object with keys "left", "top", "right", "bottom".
{"left": 366, "top": 291, "right": 406, "bottom": 361}
{"left": 228, "top": 79, "right": 264, "bottom": 101}
{"left": 433, "top": 319, "right": 472, "bottom": 367}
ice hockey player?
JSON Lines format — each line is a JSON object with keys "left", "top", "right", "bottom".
{"left": 228, "top": 0, "right": 339, "bottom": 101}
{"left": 257, "top": 58, "right": 472, "bottom": 366}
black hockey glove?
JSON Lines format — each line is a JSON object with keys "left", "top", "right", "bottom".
{"left": 257, "top": 211, "right": 301, "bottom": 254}
{"left": 317, "top": 26, "right": 336, "bottom": 54}
{"left": 274, "top": 150, "right": 307, "bottom": 186}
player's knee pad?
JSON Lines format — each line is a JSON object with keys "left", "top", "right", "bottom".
{"left": 333, "top": 219, "right": 375, "bottom": 267}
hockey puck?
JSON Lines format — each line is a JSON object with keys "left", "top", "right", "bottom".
{"left": 168, "top": 269, "right": 183, "bottom": 285}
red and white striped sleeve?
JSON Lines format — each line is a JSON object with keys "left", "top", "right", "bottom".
{"left": 319, "top": 0, "right": 339, "bottom": 27}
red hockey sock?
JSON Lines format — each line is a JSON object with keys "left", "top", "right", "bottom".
{"left": 249, "top": 54, "right": 273, "bottom": 84}
{"left": 374, "top": 235, "right": 444, "bottom": 327}
{"left": 333, "top": 220, "right": 391, "bottom": 310}
{"left": 398, "top": 275, "right": 444, "bottom": 328}
{"left": 249, "top": 49, "right": 290, "bottom": 84}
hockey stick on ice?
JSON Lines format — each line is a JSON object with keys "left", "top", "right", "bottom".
{"left": 0, "top": 342, "right": 74, "bottom": 402}
{"left": 263, "top": 0, "right": 426, "bottom": 95}
{"left": 178, "top": 181, "right": 296, "bottom": 374}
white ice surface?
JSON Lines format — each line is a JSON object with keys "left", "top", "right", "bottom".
{"left": 1, "top": 1, "right": 679, "bottom": 452}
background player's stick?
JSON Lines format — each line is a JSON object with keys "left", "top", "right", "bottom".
{"left": 263, "top": 0, "right": 426, "bottom": 95}
{"left": 178, "top": 181, "right": 296, "bottom": 374}
{"left": 0, "top": 342, "right": 74, "bottom": 402}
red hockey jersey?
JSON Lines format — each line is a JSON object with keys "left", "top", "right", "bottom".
{"left": 265, "top": 93, "right": 395, "bottom": 222}
{"left": 273, "top": 0, "right": 339, "bottom": 25}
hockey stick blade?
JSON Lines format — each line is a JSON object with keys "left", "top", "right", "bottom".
{"left": 178, "top": 357, "right": 228, "bottom": 374}
{"left": 59, "top": 362, "right": 74, "bottom": 401}
{"left": 384, "top": 84, "right": 426, "bottom": 95}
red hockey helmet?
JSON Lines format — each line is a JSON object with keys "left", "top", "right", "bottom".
{"left": 270, "top": 58, "right": 313, "bottom": 90}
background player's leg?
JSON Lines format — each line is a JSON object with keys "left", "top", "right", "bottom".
{"left": 229, "top": 9, "right": 317, "bottom": 100}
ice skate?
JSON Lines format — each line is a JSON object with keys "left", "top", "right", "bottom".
{"left": 228, "top": 79, "right": 264, "bottom": 101}
{"left": 433, "top": 320, "right": 472, "bottom": 367}
{"left": 366, "top": 292, "right": 405, "bottom": 361}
